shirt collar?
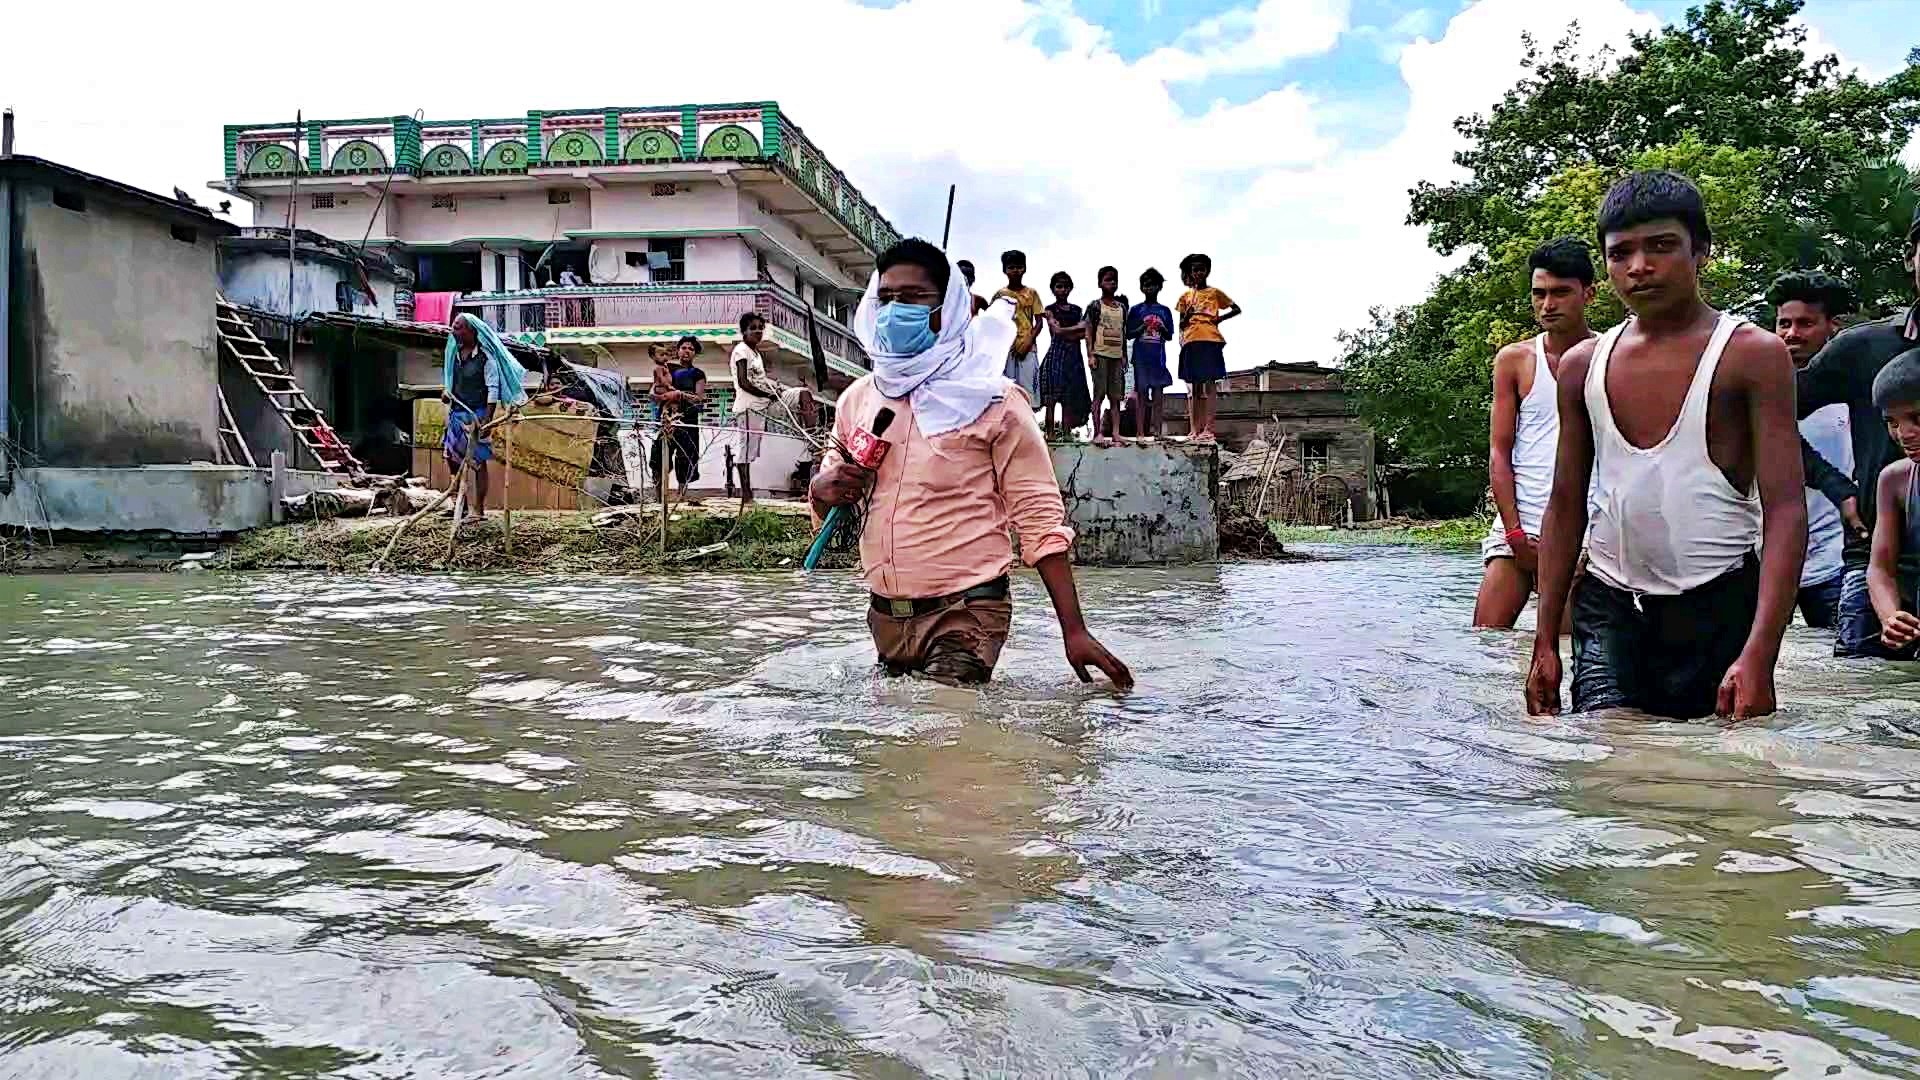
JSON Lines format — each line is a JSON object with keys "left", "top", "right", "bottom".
{"left": 1905, "top": 304, "right": 1919, "bottom": 342}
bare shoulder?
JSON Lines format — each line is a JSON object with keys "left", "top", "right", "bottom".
{"left": 1882, "top": 456, "right": 1916, "bottom": 502}
{"left": 1556, "top": 337, "right": 1598, "bottom": 386}
{"left": 1722, "top": 321, "right": 1794, "bottom": 383}
{"left": 1492, "top": 339, "right": 1533, "bottom": 373}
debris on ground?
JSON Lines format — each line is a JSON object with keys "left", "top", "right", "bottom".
{"left": 1217, "top": 513, "right": 1291, "bottom": 558}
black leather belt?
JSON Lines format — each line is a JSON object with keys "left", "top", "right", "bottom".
{"left": 871, "top": 576, "right": 1009, "bottom": 618}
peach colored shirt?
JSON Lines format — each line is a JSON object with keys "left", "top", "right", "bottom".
{"left": 816, "top": 376, "right": 1075, "bottom": 599}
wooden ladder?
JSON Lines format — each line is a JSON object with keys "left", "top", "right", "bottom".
{"left": 214, "top": 295, "right": 365, "bottom": 479}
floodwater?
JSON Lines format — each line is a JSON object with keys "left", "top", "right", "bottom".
{"left": 2, "top": 549, "right": 1918, "bottom": 1080}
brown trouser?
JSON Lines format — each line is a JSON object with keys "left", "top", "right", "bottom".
{"left": 868, "top": 588, "right": 1013, "bottom": 685}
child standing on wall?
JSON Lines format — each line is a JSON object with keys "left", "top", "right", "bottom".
{"left": 1176, "top": 253, "right": 1241, "bottom": 444}
{"left": 1086, "top": 267, "right": 1130, "bottom": 447}
{"left": 1039, "top": 271, "right": 1092, "bottom": 442}
{"left": 994, "top": 250, "right": 1046, "bottom": 402}
{"left": 1128, "top": 268, "right": 1175, "bottom": 441}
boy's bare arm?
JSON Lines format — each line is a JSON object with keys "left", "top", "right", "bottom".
{"left": 1531, "top": 344, "right": 1595, "bottom": 638}
{"left": 1217, "top": 302, "right": 1243, "bottom": 323}
{"left": 1525, "top": 339, "right": 1597, "bottom": 715}
{"left": 1736, "top": 330, "right": 1808, "bottom": 665}
{"left": 1487, "top": 343, "right": 1529, "bottom": 537}
{"left": 1869, "top": 461, "right": 1912, "bottom": 628}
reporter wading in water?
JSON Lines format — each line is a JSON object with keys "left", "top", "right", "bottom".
{"left": 809, "top": 238, "right": 1132, "bottom": 688}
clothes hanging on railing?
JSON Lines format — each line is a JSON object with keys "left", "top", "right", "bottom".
{"left": 413, "top": 292, "right": 459, "bottom": 326}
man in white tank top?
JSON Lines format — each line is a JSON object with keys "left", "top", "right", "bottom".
{"left": 1474, "top": 238, "right": 1598, "bottom": 628}
{"left": 1769, "top": 272, "right": 1867, "bottom": 631}
{"left": 1526, "top": 171, "right": 1807, "bottom": 720}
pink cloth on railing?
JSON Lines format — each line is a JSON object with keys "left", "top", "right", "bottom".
{"left": 413, "top": 292, "right": 458, "bottom": 326}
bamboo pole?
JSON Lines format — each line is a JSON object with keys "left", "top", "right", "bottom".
{"left": 659, "top": 416, "right": 672, "bottom": 554}
{"left": 502, "top": 420, "right": 514, "bottom": 557}
{"left": 371, "top": 407, "right": 514, "bottom": 572}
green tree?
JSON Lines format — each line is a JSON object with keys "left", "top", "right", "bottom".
{"left": 1410, "top": 0, "right": 1920, "bottom": 256}
{"left": 1347, "top": 0, "right": 1920, "bottom": 481}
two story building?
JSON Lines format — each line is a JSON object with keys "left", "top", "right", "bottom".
{"left": 213, "top": 102, "right": 899, "bottom": 494}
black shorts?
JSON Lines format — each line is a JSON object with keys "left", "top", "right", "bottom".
{"left": 1570, "top": 555, "right": 1758, "bottom": 719}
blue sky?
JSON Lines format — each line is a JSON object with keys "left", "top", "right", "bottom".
{"left": 1065, "top": 0, "right": 1907, "bottom": 145}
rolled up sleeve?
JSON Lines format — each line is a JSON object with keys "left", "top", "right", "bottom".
{"left": 993, "top": 402, "right": 1074, "bottom": 564}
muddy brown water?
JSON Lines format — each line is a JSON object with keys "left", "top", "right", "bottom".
{"left": 2, "top": 548, "right": 1918, "bottom": 1078}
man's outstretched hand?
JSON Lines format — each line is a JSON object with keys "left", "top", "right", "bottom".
{"left": 1065, "top": 630, "right": 1132, "bottom": 690}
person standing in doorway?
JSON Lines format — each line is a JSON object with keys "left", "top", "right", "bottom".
{"left": 1769, "top": 272, "right": 1865, "bottom": 630}
{"left": 994, "top": 251, "right": 1045, "bottom": 401}
{"left": 731, "top": 312, "right": 785, "bottom": 508}
{"left": 1086, "top": 267, "right": 1130, "bottom": 447}
{"left": 1176, "top": 253, "right": 1240, "bottom": 444}
{"left": 440, "top": 313, "right": 529, "bottom": 525}
{"left": 1473, "top": 238, "right": 1598, "bottom": 628}
{"left": 1796, "top": 205, "right": 1920, "bottom": 656}
{"left": 1527, "top": 170, "right": 1806, "bottom": 720}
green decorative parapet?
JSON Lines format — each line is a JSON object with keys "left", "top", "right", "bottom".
{"left": 221, "top": 102, "right": 903, "bottom": 255}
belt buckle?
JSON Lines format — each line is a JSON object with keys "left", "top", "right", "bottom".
{"left": 888, "top": 598, "right": 915, "bottom": 618}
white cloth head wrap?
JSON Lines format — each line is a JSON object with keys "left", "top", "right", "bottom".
{"left": 853, "top": 252, "right": 1015, "bottom": 436}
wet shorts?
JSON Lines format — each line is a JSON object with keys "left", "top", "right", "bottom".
{"left": 1570, "top": 555, "right": 1757, "bottom": 719}
{"left": 868, "top": 577, "right": 1013, "bottom": 685}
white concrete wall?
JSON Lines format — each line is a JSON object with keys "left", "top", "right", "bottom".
{"left": 391, "top": 190, "right": 585, "bottom": 244}
{"left": 688, "top": 236, "right": 754, "bottom": 281}
{"left": 0, "top": 466, "right": 337, "bottom": 534}
{"left": 248, "top": 193, "right": 392, "bottom": 244}
{"left": 588, "top": 181, "right": 741, "bottom": 231}
{"left": 15, "top": 185, "right": 222, "bottom": 466}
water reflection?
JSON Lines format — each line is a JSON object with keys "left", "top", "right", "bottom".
{"left": 0, "top": 554, "right": 1916, "bottom": 1077}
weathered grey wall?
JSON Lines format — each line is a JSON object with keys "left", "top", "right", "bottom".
{"left": 220, "top": 250, "right": 395, "bottom": 320}
{"left": 1051, "top": 443, "right": 1218, "bottom": 565}
{"left": 0, "top": 466, "right": 336, "bottom": 534}
{"left": 15, "top": 184, "right": 221, "bottom": 465}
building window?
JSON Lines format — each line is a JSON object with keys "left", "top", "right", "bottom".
{"left": 547, "top": 189, "right": 572, "bottom": 205}
{"left": 52, "top": 189, "right": 86, "bottom": 213}
{"left": 431, "top": 194, "right": 456, "bottom": 211}
{"left": 649, "top": 238, "right": 687, "bottom": 283}
{"left": 311, "top": 192, "right": 335, "bottom": 210}
{"left": 1303, "top": 438, "right": 1331, "bottom": 477}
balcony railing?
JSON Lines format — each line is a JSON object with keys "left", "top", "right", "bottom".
{"left": 224, "top": 101, "right": 901, "bottom": 257}
{"left": 452, "top": 282, "right": 868, "bottom": 371}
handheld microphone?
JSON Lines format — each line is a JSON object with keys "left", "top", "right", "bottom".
{"left": 803, "top": 408, "right": 896, "bottom": 572}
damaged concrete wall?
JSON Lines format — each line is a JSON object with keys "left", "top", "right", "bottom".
{"left": 14, "top": 183, "right": 220, "bottom": 465}
{"left": 1051, "top": 443, "right": 1218, "bottom": 565}
{"left": 0, "top": 466, "right": 337, "bottom": 534}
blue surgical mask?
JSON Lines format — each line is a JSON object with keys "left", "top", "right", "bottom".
{"left": 873, "top": 302, "right": 940, "bottom": 355}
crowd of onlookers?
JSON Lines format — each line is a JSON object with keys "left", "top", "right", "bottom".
{"left": 956, "top": 250, "right": 1241, "bottom": 446}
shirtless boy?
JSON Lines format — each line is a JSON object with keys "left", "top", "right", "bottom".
{"left": 1527, "top": 171, "right": 1806, "bottom": 720}
{"left": 1473, "top": 237, "right": 1597, "bottom": 628}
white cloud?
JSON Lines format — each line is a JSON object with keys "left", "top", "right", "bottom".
{"left": 1138, "top": 0, "right": 1350, "bottom": 81}
{"left": 0, "top": 0, "right": 1870, "bottom": 377}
